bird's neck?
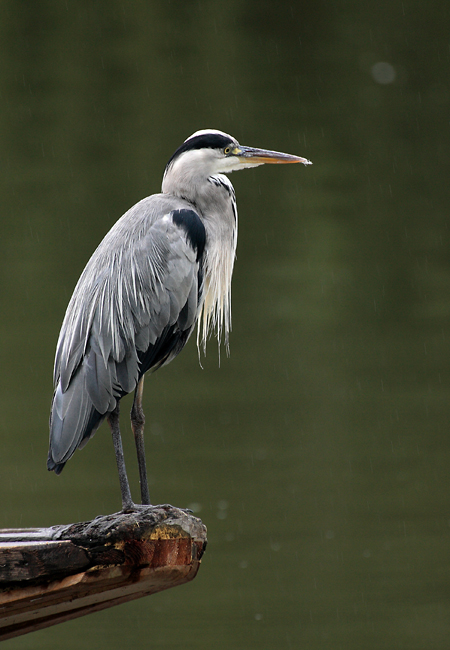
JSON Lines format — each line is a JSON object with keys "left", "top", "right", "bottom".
{"left": 162, "top": 172, "right": 238, "bottom": 353}
{"left": 162, "top": 167, "right": 207, "bottom": 207}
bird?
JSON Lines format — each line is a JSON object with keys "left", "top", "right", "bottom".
{"left": 47, "top": 128, "right": 312, "bottom": 512}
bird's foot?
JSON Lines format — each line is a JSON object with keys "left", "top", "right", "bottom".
{"left": 121, "top": 501, "right": 154, "bottom": 514}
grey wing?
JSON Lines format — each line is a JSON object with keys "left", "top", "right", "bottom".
{"left": 48, "top": 204, "right": 205, "bottom": 472}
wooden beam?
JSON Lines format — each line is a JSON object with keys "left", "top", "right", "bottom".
{"left": 0, "top": 505, "right": 207, "bottom": 641}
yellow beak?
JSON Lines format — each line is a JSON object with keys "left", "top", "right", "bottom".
{"left": 236, "top": 145, "right": 312, "bottom": 166}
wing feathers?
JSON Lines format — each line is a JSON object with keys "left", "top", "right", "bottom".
{"left": 48, "top": 198, "right": 206, "bottom": 472}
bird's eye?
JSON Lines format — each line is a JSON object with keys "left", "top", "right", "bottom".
{"left": 224, "top": 146, "right": 231, "bottom": 155}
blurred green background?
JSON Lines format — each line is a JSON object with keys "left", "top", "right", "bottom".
{"left": 1, "top": 1, "right": 450, "bottom": 648}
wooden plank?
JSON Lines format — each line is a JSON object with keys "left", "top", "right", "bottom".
{"left": 0, "top": 505, "right": 207, "bottom": 641}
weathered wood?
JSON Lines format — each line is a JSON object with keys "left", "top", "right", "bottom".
{"left": 0, "top": 505, "right": 207, "bottom": 641}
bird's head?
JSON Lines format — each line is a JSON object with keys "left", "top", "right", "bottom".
{"left": 162, "top": 129, "right": 312, "bottom": 192}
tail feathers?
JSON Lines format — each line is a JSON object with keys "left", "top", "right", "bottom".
{"left": 47, "top": 455, "right": 66, "bottom": 475}
{"left": 48, "top": 337, "right": 138, "bottom": 474}
{"left": 47, "top": 365, "right": 109, "bottom": 473}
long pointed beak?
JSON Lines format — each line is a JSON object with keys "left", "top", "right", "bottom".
{"left": 237, "top": 145, "right": 312, "bottom": 166}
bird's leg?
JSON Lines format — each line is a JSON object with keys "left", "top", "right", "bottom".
{"left": 108, "top": 403, "right": 134, "bottom": 512}
{"left": 131, "top": 376, "right": 151, "bottom": 505}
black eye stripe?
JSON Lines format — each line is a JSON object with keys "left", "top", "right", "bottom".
{"left": 166, "top": 134, "right": 234, "bottom": 168}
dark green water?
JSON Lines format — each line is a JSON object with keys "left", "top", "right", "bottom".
{"left": 1, "top": 2, "right": 450, "bottom": 648}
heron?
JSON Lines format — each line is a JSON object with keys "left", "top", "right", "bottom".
{"left": 47, "top": 129, "right": 312, "bottom": 512}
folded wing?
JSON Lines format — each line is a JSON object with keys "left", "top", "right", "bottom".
{"left": 48, "top": 198, "right": 205, "bottom": 473}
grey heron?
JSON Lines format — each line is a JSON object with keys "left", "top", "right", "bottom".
{"left": 47, "top": 129, "right": 312, "bottom": 512}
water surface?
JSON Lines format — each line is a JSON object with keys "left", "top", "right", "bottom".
{"left": 1, "top": 2, "right": 449, "bottom": 648}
